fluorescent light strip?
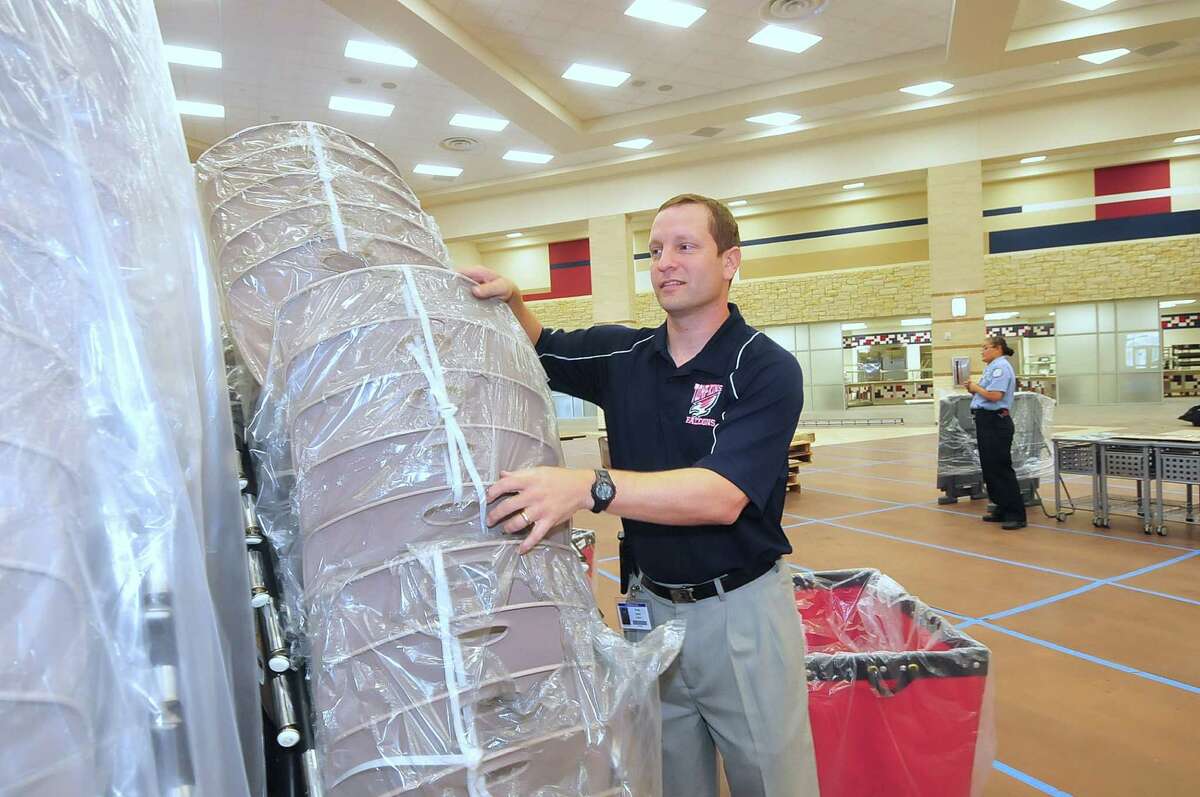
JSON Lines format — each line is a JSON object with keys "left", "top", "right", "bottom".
{"left": 1078, "top": 47, "right": 1129, "bottom": 64}
{"left": 843, "top": 182, "right": 865, "bottom": 190}
{"left": 614, "top": 138, "right": 653, "bottom": 150}
{"left": 1174, "top": 134, "right": 1200, "bottom": 144}
{"left": 1160, "top": 299, "right": 1195, "bottom": 308}
{"left": 177, "top": 99, "right": 224, "bottom": 118}
{"left": 163, "top": 44, "right": 222, "bottom": 69}
{"left": 900, "top": 317, "right": 932, "bottom": 326}
{"left": 563, "top": 63, "right": 630, "bottom": 87}
{"left": 506, "top": 232, "right": 523, "bottom": 239}
{"left": 450, "top": 113, "right": 508, "bottom": 131}
{"left": 624, "top": 0, "right": 705, "bottom": 28}
{"left": 746, "top": 111, "right": 801, "bottom": 126}
{"left": 899, "top": 80, "right": 953, "bottom": 97}
{"left": 1020, "top": 155, "right": 1046, "bottom": 164}
{"left": 727, "top": 199, "right": 748, "bottom": 207}
{"left": 748, "top": 24, "right": 822, "bottom": 54}
{"left": 344, "top": 39, "right": 417, "bottom": 68}
{"left": 503, "top": 150, "right": 554, "bottom": 164}
{"left": 413, "top": 163, "right": 462, "bottom": 177}
{"left": 329, "top": 95, "right": 394, "bottom": 117}
{"left": 841, "top": 322, "right": 867, "bottom": 330}
{"left": 1060, "top": 0, "right": 1117, "bottom": 11}
{"left": 985, "top": 312, "right": 1020, "bottom": 321}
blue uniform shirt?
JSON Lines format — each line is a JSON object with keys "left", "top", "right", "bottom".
{"left": 535, "top": 303, "right": 803, "bottom": 584}
{"left": 971, "top": 355, "right": 1016, "bottom": 410}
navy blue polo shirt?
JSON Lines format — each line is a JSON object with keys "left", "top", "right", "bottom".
{"left": 535, "top": 303, "right": 804, "bottom": 584}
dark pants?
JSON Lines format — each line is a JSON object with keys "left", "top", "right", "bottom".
{"left": 974, "top": 410, "right": 1026, "bottom": 522}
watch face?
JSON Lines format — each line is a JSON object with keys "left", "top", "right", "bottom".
{"left": 595, "top": 482, "right": 614, "bottom": 501}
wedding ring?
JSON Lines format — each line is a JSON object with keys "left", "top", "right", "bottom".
{"left": 520, "top": 509, "right": 532, "bottom": 527}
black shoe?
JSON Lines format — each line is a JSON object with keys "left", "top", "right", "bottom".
{"left": 1001, "top": 520, "right": 1027, "bottom": 530}
{"left": 982, "top": 514, "right": 1004, "bottom": 522}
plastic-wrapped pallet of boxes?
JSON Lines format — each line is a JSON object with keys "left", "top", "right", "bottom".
{"left": 197, "top": 123, "right": 682, "bottom": 796}
{"left": 795, "top": 569, "right": 995, "bottom": 797}
{"left": 936, "top": 392, "right": 1055, "bottom": 505}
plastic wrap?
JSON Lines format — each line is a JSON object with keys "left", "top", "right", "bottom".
{"left": 196, "top": 122, "right": 449, "bottom": 385}
{"left": 937, "top": 392, "right": 1056, "bottom": 479}
{"left": 1, "top": 0, "right": 261, "bottom": 794}
{"left": 200, "top": 123, "right": 682, "bottom": 795}
{"left": 795, "top": 569, "right": 995, "bottom": 797}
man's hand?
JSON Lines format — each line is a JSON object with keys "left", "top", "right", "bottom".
{"left": 486, "top": 467, "right": 593, "bottom": 554}
{"left": 458, "top": 265, "right": 517, "bottom": 303}
{"left": 964, "top": 379, "right": 976, "bottom": 394}
{"left": 456, "top": 265, "right": 543, "bottom": 344}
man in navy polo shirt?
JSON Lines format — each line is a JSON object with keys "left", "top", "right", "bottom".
{"left": 461, "top": 194, "right": 818, "bottom": 796}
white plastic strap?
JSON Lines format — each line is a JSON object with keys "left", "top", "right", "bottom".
{"left": 306, "top": 121, "right": 347, "bottom": 252}
{"left": 400, "top": 268, "right": 488, "bottom": 531}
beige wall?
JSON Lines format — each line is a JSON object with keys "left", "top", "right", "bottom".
{"left": 480, "top": 244, "right": 551, "bottom": 293}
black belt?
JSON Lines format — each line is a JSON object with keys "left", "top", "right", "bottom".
{"left": 638, "top": 559, "right": 776, "bottom": 603}
{"left": 972, "top": 408, "right": 1009, "bottom": 416}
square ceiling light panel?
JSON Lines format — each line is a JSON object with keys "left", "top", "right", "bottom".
{"left": 163, "top": 44, "right": 222, "bottom": 68}
{"left": 450, "top": 113, "right": 509, "bottom": 131}
{"left": 1078, "top": 48, "right": 1129, "bottom": 64}
{"left": 900, "top": 81, "right": 953, "bottom": 97}
{"left": 1059, "top": 0, "right": 1116, "bottom": 10}
{"left": 746, "top": 112, "right": 801, "bottom": 126}
{"left": 344, "top": 39, "right": 418, "bottom": 68}
{"left": 615, "top": 138, "right": 653, "bottom": 149}
{"left": 563, "top": 63, "right": 631, "bottom": 87}
{"left": 749, "top": 25, "right": 822, "bottom": 54}
{"left": 503, "top": 150, "right": 554, "bottom": 164}
{"left": 329, "top": 96, "right": 394, "bottom": 116}
{"left": 177, "top": 99, "right": 224, "bottom": 117}
{"left": 414, "top": 163, "right": 463, "bottom": 177}
{"left": 625, "top": 0, "right": 706, "bottom": 28}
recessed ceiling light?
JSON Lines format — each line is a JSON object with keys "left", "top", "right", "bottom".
{"left": 624, "top": 0, "right": 705, "bottom": 28}
{"left": 162, "top": 44, "right": 222, "bottom": 69}
{"left": 900, "top": 81, "right": 954, "bottom": 97}
{"left": 450, "top": 113, "right": 509, "bottom": 132}
{"left": 1059, "top": 0, "right": 1117, "bottom": 10}
{"left": 563, "top": 63, "right": 631, "bottom": 87}
{"left": 1173, "top": 134, "right": 1200, "bottom": 143}
{"left": 841, "top": 322, "right": 867, "bottom": 330}
{"left": 176, "top": 99, "right": 224, "bottom": 118}
{"left": 328, "top": 95, "right": 394, "bottom": 117}
{"left": 900, "top": 317, "right": 932, "bottom": 326}
{"left": 614, "top": 138, "right": 653, "bottom": 149}
{"left": 985, "top": 311, "right": 1020, "bottom": 320}
{"left": 748, "top": 24, "right": 822, "bottom": 54}
{"left": 1078, "top": 47, "right": 1129, "bottom": 64}
{"left": 506, "top": 232, "right": 523, "bottom": 239}
{"left": 746, "top": 111, "right": 801, "bottom": 126}
{"left": 727, "top": 199, "right": 748, "bottom": 207}
{"left": 344, "top": 40, "right": 418, "bottom": 68}
{"left": 413, "top": 163, "right": 462, "bottom": 177}
{"left": 1020, "top": 155, "right": 1047, "bottom": 164}
{"left": 843, "top": 182, "right": 865, "bottom": 190}
{"left": 503, "top": 150, "right": 554, "bottom": 164}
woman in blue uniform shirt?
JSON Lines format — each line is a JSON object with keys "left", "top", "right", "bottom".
{"left": 965, "top": 334, "right": 1026, "bottom": 530}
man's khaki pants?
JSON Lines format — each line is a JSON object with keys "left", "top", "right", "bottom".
{"left": 627, "top": 561, "right": 820, "bottom": 796}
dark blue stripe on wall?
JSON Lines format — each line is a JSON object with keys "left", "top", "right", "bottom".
{"left": 989, "top": 208, "right": 1200, "bottom": 253}
{"left": 549, "top": 259, "right": 590, "bottom": 270}
{"left": 983, "top": 206, "right": 1022, "bottom": 217}
{"left": 632, "top": 216, "right": 929, "bottom": 260}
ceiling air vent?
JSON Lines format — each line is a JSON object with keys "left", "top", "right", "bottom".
{"left": 691, "top": 126, "right": 723, "bottom": 138}
{"left": 1135, "top": 41, "right": 1179, "bottom": 57}
{"left": 761, "top": 0, "right": 831, "bottom": 22}
{"left": 440, "top": 136, "right": 480, "bottom": 152}
{"left": 431, "top": 175, "right": 458, "bottom": 182}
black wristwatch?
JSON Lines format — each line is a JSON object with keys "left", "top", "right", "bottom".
{"left": 590, "top": 468, "right": 616, "bottom": 513}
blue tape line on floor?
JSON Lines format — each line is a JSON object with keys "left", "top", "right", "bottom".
{"left": 992, "top": 761, "right": 1073, "bottom": 796}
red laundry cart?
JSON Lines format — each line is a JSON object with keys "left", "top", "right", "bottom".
{"left": 795, "top": 569, "right": 995, "bottom": 797}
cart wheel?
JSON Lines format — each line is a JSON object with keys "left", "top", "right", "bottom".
{"left": 1092, "top": 517, "right": 1103, "bottom": 527}
{"left": 1157, "top": 526, "right": 1168, "bottom": 537}
{"left": 1056, "top": 513, "right": 1066, "bottom": 522}
{"left": 1142, "top": 525, "right": 1152, "bottom": 535}
{"left": 937, "top": 496, "right": 956, "bottom": 505}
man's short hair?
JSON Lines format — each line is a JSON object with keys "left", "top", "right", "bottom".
{"left": 657, "top": 193, "right": 741, "bottom": 254}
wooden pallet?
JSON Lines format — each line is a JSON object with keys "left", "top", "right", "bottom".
{"left": 788, "top": 440, "right": 813, "bottom": 463}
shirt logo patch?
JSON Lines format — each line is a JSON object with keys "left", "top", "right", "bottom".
{"left": 992, "top": 368, "right": 1002, "bottom": 378}
{"left": 686, "top": 383, "right": 723, "bottom": 426}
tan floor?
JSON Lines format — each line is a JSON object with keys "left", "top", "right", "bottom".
{"left": 563, "top": 430, "right": 1200, "bottom": 797}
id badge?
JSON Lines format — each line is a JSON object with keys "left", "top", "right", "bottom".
{"left": 616, "top": 601, "right": 652, "bottom": 632}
